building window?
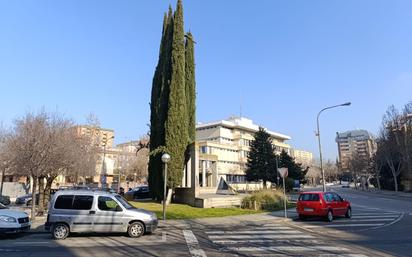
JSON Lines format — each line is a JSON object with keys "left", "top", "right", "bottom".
{"left": 226, "top": 175, "right": 246, "bottom": 183}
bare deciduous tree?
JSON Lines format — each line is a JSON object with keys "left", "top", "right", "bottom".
{"left": 3, "top": 110, "right": 99, "bottom": 219}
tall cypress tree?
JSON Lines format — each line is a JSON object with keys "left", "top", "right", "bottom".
{"left": 185, "top": 32, "right": 196, "bottom": 144}
{"left": 148, "top": 7, "right": 173, "bottom": 199}
{"left": 164, "top": 0, "right": 188, "bottom": 189}
{"left": 149, "top": 0, "right": 195, "bottom": 200}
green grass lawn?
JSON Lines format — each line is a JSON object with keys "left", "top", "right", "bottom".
{"left": 129, "top": 201, "right": 263, "bottom": 219}
{"left": 129, "top": 201, "right": 295, "bottom": 220}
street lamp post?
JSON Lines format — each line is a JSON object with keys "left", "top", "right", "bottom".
{"left": 161, "top": 153, "right": 171, "bottom": 220}
{"left": 317, "top": 102, "right": 351, "bottom": 192}
{"left": 117, "top": 166, "right": 122, "bottom": 193}
{"left": 100, "top": 135, "right": 114, "bottom": 188}
{"left": 0, "top": 162, "right": 6, "bottom": 195}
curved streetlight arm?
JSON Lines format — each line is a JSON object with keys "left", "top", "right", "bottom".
{"left": 316, "top": 102, "right": 351, "bottom": 192}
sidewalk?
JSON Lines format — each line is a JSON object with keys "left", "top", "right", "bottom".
{"left": 29, "top": 216, "right": 47, "bottom": 233}
{"left": 355, "top": 187, "right": 412, "bottom": 198}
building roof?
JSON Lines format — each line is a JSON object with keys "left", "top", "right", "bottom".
{"left": 336, "top": 129, "right": 374, "bottom": 141}
{"left": 196, "top": 116, "right": 291, "bottom": 140}
{"left": 76, "top": 125, "right": 114, "bottom": 132}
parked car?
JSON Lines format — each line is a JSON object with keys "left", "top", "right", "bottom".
{"left": 15, "top": 193, "right": 39, "bottom": 206}
{"left": 296, "top": 191, "right": 351, "bottom": 222}
{"left": 0, "top": 195, "right": 11, "bottom": 205}
{"left": 45, "top": 189, "right": 158, "bottom": 240}
{"left": 0, "top": 202, "right": 31, "bottom": 234}
{"left": 341, "top": 180, "right": 350, "bottom": 188}
{"left": 124, "top": 186, "right": 150, "bottom": 201}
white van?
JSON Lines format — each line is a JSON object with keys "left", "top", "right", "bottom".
{"left": 45, "top": 189, "right": 157, "bottom": 240}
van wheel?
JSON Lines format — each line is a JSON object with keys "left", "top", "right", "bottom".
{"left": 298, "top": 214, "right": 306, "bottom": 220}
{"left": 128, "top": 222, "right": 145, "bottom": 238}
{"left": 345, "top": 208, "right": 352, "bottom": 218}
{"left": 52, "top": 223, "right": 69, "bottom": 240}
{"left": 326, "top": 210, "right": 333, "bottom": 222}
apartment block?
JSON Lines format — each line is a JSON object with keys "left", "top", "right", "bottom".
{"left": 336, "top": 129, "right": 377, "bottom": 171}
{"left": 291, "top": 149, "right": 313, "bottom": 166}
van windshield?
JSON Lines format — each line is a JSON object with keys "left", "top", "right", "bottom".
{"left": 115, "top": 195, "right": 134, "bottom": 209}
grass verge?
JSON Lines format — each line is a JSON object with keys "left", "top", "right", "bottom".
{"left": 130, "top": 201, "right": 295, "bottom": 220}
{"left": 129, "top": 201, "right": 263, "bottom": 219}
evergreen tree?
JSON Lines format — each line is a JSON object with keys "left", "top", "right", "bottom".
{"left": 185, "top": 32, "right": 196, "bottom": 144}
{"left": 149, "top": 0, "right": 195, "bottom": 199}
{"left": 164, "top": 0, "right": 188, "bottom": 189}
{"left": 245, "top": 127, "right": 277, "bottom": 188}
{"left": 148, "top": 7, "right": 173, "bottom": 200}
{"left": 278, "top": 150, "right": 308, "bottom": 183}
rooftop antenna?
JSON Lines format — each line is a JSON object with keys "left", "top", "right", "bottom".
{"left": 239, "top": 89, "right": 243, "bottom": 118}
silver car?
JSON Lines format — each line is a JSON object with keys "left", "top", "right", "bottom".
{"left": 45, "top": 189, "right": 157, "bottom": 240}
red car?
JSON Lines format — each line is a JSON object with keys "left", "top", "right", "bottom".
{"left": 296, "top": 191, "right": 351, "bottom": 222}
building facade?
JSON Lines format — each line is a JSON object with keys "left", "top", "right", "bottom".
{"left": 336, "top": 129, "right": 377, "bottom": 171}
{"left": 291, "top": 149, "right": 313, "bottom": 167}
{"left": 196, "top": 117, "right": 291, "bottom": 188}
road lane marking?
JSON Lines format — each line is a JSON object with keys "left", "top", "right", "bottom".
{"left": 183, "top": 230, "right": 207, "bottom": 257}
{"left": 352, "top": 213, "right": 400, "bottom": 218}
{"left": 13, "top": 242, "right": 49, "bottom": 244}
{"left": 209, "top": 234, "right": 314, "bottom": 239}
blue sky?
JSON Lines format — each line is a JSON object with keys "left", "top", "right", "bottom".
{"left": 0, "top": 0, "right": 411, "bottom": 160}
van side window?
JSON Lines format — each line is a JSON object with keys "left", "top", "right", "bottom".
{"left": 98, "top": 196, "right": 121, "bottom": 211}
{"left": 54, "top": 195, "right": 74, "bottom": 209}
{"left": 73, "top": 195, "right": 93, "bottom": 210}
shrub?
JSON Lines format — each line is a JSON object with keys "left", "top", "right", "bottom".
{"left": 241, "top": 189, "right": 286, "bottom": 211}
{"left": 285, "top": 177, "right": 295, "bottom": 191}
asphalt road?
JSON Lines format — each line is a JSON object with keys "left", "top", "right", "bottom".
{"left": 0, "top": 186, "right": 410, "bottom": 257}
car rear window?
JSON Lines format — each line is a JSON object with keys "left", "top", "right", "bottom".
{"left": 299, "top": 193, "right": 320, "bottom": 201}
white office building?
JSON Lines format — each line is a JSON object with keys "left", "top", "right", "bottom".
{"left": 196, "top": 117, "right": 291, "bottom": 189}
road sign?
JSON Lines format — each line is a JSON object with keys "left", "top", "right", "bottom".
{"left": 278, "top": 167, "right": 288, "bottom": 178}
{"left": 277, "top": 167, "right": 289, "bottom": 218}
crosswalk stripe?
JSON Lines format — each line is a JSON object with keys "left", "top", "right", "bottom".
{"left": 348, "top": 219, "right": 395, "bottom": 222}
{"left": 219, "top": 226, "right": 294, "bottom": 231}
{"left": 303, "top": 223, "right": 385, "bottom": 228}
{"left": 206, "top": 230, "right": 300, "bottom": 235}
{"left": 352, "top": 215, "right": 399, "bottom": 218}
{"left": 212, "top": 239, "right": 323, "bottom": 245}
{"left": 183, "top": 230, "right": 207, "bottom": 257}
{"left": 225, "top": 245, "right": 349, "bottom": 252}
{"left": 209, "top": 234, "right": 314, "bottom": 239}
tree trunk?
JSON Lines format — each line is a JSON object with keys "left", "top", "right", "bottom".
{"left": 263, "top": 180, "right": 267, "bottom": 189}
{"left": 37, "top": 177, "right": 45, "bottom": 214}
{"left": 393, "top": 172, "right": 398, "bottom": 192}
{"left": 44, "top": 177, "right": 54, "bottom": 209}
{"left": 31, "top": 176, "right": 37, "bottom": 221}
{"left": 375, "top": 164, "right": 381, "bottom": 190}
